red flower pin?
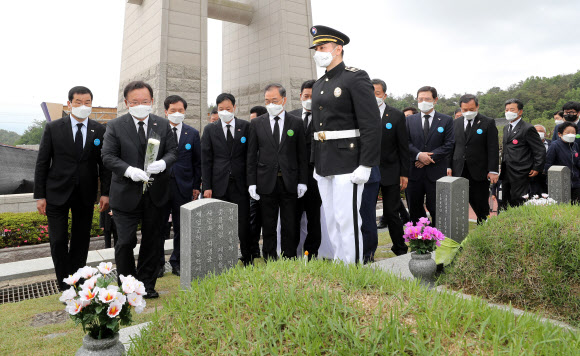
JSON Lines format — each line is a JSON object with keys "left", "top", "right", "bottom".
{"left": 576, "top": 153, "right": 579, "bottom": 158}
{"left": 512, "top": 139, "right": 518, "bottom": 144}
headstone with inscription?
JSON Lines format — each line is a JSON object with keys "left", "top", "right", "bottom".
{"left": 548, "top": 166, "right": 571, "bottom": 204}
{"left": 180, "top": 199, "right": 238, "bottom": 289}
{"left": 435, "top": 177, "right": 469, "bottom": 243}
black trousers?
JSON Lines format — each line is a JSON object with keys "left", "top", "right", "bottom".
{"left": 214, "top": 177, "right": 253, "bottom": 261}
{"left": 160, "top": 179, "right": 191, "bottom": 269}
{"left": 361, "top": 181, "right": 379, "bottom": 263}
{"left": 380, "top": 183, "right": 408, "bottom": 256}
{"left": 529, "top": 173, "right": 548, "bottom": 196}
{"left": 461, "top": 165, "right": 491, "bottom": 224}
{"left": 260, "top": 176, "right": 298, "bottom": 260}
{"left": 500, "top": 163, "right": 530, "bottom": 208}
{"left": 295, "top": 168, "right": 321, "bottom": 257}
{"left": 407, "top": 178, "right": 437, "bottom": 227}
{"left": 46, "top": 187, "right": 94, "bottom": 290}
{"left": 572, "top": 187, "right": 580, "bottom": 204}
{"left": 113, "top": 192, "right": 165, "bottom": 292}
{"left": 248, "top": 197, "right": 262, "bottom": 258}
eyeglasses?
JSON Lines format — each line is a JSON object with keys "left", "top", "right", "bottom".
{"left": 563, "top": 111, "right": 578, "bottom": 115}
{"left": 128, "top": 100, "right": 152, "bottom": 106}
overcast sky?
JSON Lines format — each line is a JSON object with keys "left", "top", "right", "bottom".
{"left": 1, "top": 0, "right": 578, "bottom": 133}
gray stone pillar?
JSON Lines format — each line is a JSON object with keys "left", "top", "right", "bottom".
{"left": 548, "top": 165, "right": 571, "bottom": 204}
{"left": 435, "top": 177, "right": 469, "bottom": 243}
{"left": 180, "top": 198, "right": 238, "bottom": 289}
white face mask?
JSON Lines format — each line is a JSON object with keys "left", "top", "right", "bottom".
{"left": 266, "top": 103, "right": 284, "bottom": 117}
{"left": 301, "top": 99, "right": 312, "bottom": 111}
{"left": 218, "top": 110, "right": 234, "bottom": 123}
{"left": 375, "top": 96, "right": 384, "bottom": 107}
{"left": 71, "top": 105, "right": 92, "bottom": 120}
{"left": 418, "top": 101, "right": 434, "bottom": 113}
{"left": 505, "top": 111, "right": 519, "bottom": 121}
{"left": 562, "top": 133, "right": 576, "bottom": 143}
{"left": 129, "top": 105, "right": 152, "bottom": 119}
{"left": 167, "top": 112, "right": 185, "bottom": 124}
{"left": 555, "top": 119, "right": 564, "bottom": 125}
{"left": 538, "top": 132, "right": 545, "bottom": 140}
{"left": 313, "top": 46, "right": 337, "bottom": 68}
{"left": 463, "top": 111, "right": 477, "bottom": 120}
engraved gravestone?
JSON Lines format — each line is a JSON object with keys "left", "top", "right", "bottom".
{"left": 180, "top": 199, "right": 238, "bottom": 289}
{"left": 548, "top": 166, "right": 571, "bottom": 204}
{"left": 436, "top": 177, "right": 469, "bottom": 243}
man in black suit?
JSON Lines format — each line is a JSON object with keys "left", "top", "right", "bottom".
{"left": 529, "top": 124, "right": 551, "bottom": 196}
{"left": 248, "top": 105, "right": 268, "bottom": 255}
{"left": 500, "top": 98, "right": 546, "bottom": 208}
{"left": 371, "top": 79, "right": 410, "bottom": 257}
{"left": 102, "top": 81, "right": 177, "bottom": 298}
{"left": 157, "top": 95, "right": 201, "bottom": 277}
{"left": 247, "top": 83, "right": 308, "bottom": 260}
{"left": 201, "top": 93, "right": 255, "bottom": 265}
{"left": 406, "top": 86, "right": 454, "bottom": 226}
{"left": 288, "top": 80, "right": 321, "bottom": 258}
{"left": 34, "top": 86, "right": 111, "bottom": 290}
{"left": 447, "top": 94, "right": 499, "bottom": 224}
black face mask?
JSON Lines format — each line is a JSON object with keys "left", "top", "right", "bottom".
{"left": 564, "top": 114, "right": 578, "bottom": 122}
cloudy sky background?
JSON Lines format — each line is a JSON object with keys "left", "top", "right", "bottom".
{"left": 0, "top": 0, "right": 578, "bottom": 133}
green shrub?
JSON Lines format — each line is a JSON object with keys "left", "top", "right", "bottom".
{"left": 440, "top": 204, "right": 580, "bottom": 327}
{"left": 0, "top": 207, "right": 103, "bottom": 249}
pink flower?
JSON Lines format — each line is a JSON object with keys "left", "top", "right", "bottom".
{"left": 16, "top": 229, "right": 20, "bottom": 231}
{"left": 23, "top": 240, "right": 27, "bottom": 243}
{"left": 4, "top": 229, "right": 11, "bottom": 232}
{"left": 37, "top": 238, "right": 41, "bottom": 241}
{"left": 418, "top": 217, "right": 431, "bottom": 226}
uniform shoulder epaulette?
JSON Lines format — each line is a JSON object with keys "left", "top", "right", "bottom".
{"left": 345, "top": 66, "right": 360, "bottom": 72}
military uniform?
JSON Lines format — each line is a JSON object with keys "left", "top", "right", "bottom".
{"left": 309, "top": 26, "right": 381, "bottom": 264}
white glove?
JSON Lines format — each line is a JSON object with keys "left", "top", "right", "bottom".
{"left": 125, "top": 166, "right": 150, "bottom": 183}
{"left": 146, "top": 160, "right": 166, "bottom": 174}
{"left": 248, "top": 185, "right": 260, "bottom": 201}
{"left": 297, "top": 184, "right": 308, "bottom": 198}
{"left": 350, "top": 165, "right": 372, "bottom": 185}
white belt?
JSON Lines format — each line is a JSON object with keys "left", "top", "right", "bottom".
{"left": 313, "top": 129, "right": 360, "bottom": 142}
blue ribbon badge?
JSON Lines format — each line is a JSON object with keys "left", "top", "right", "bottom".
{"left": 93, "top": 138, "right": 100, "bottom": 146}
{"left": 241, "top": 136, "right": 246, "bottom": 143}
{"left": 185, "top": 143, "right": 191, "bottom": 150}
{"left": 477, "top": 129, "right": 483, "bottom": 135}
{"left": 386, "top": 123, "right": 392, "bottom": 129}
{"left": 437, "top": 127, "right": 444, "bottom": 133}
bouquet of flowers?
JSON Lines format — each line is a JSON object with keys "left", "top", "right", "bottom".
{"left": 59, "top": 262, "right": 146, "bottom": 340}
{"left": 143, "top": 131, "right": 161, "bottom": 193}
{"left": 403, "top": 217, "right": 446, "bottom": 254}
{"left": 523, "top": 194, "right": 557, "bottom": 206}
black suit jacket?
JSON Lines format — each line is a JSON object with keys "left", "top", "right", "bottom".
{"left": 101, "top": 113, "right": 177, "bottom": 212}
{"left": 34, "top": 116, "right": 111, "bottom": 206}
{"left": 247, "top": 112, "right": 308, "bottom": 195}
{"left": 379, "top": 105, "right": 410, "bottom": 186}
{"left": 201, "top": 118, "right": 250, "bottom": 197}
{"left": 501, "top": 119, "right": 546, "bottom": 179}
{"left": 450, "top": 113, "right": 499, "bottom": 181}
{"left": 171, "top": 123, "right": 201, "bottom": 198}
{"left": 407, "top": 111, "right": 455, "bottom": 182}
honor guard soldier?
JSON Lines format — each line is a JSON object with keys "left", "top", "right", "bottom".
{"left": 309, "top": 26, "right": 381, "bottom": 264}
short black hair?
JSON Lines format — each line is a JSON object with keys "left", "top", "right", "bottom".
{"left": 371, "top": 79, "right": 387, "bottom": 93}
{"left": 558, "top": 121, "right": 578, "bottom": 134}
{"left": 68, "top": 86, "right": 93, "bottom": 102}
{"left": 417, "top": 86, "right": 438, "bottom": 99}
{"left": 454, "top": 108, "right": 462, "bottom": 115}
{"left": 123, "top": 81, "right": 153, "bottom": 99}
{"left": 264, "top": 83, "right": 286, "bottom": 97}
{"left": 402, "top": 107, "right": 418, "bottom": 115}
{"left": 300, "top": 80, "right": 315, "bottom": 94}
{"left": 216, "top": 93, "right": 236, "bottom": 106}
{"left": 164, "top": 95, "right": 187, "bottom": 110}
{"left": 210, "top": 108, "right": 218, "bottom": 115}
{"left": 250, "top": 106, "right": 267, "bottom": 116}
{"left": 504, "top": 98, "right": 524, "bottom": 110}
{"left": 554, "top": 110, "right": 564, "bottom": 118}
{"left": 459, "top": 94, "right": 478, "bottom": 106}
{"left": 562, "top": 101, "right": 580, "bottom": 112}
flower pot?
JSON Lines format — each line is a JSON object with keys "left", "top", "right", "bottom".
{"left": 76, "top": 333, "right": 125, "bottom": 356}
{"left": 408, "top": 251, "right": 437, "bottom": 285}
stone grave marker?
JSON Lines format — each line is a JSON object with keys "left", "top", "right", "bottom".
{"left": 180, "top": 199, "right": 238, "bottom": 289}
{"left": 435, "top": 177, "right": 469, "bottom": 243}
{"left": 548, "top": 166, "right": 571, "bottom": 204}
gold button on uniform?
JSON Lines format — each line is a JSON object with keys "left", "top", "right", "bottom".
{"left": 350, "top": 143, "right": 354, "bottom": 148}
{"left": 319, "top": 106, "right": 323, "bottom": 110}
{"left": 321, "top": 91, "right": 324, "bottom": 94}
{"left": 325, "top": 78, "right": 329, "bottom": 81}
{"left": 320, "top": 123, "right": 322, "bottom": 126}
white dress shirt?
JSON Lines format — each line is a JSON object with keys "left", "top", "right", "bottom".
{"left": 508, "top": 117, "right": 521, "bottom": 131}
{"left": 70, "top": 115, "right": 87, "bottom": 148}
{"left": 269, "top": 110, "right": 285, "bottom": 143}
{"left": 171, "top": 122, "right": 183, "bottom": 144}
{"left": 301, "top": 109, "right": 312, "bottom": 127}
{"left": 131, "top": 115, "right": 149, "bottom": 138}
{"left": 378, "top": 101, "right": 386, "bottom": 118}
{"left": 221, "top": 118, "right": 235, "bottom": 139}
{"left": 416, "top": 111, "right": 436, "bottom": 160}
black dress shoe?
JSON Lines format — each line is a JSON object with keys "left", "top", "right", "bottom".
{"left": 171, "top": 267, "right": 180, "bottom": 276}
{"left": 157, "top": 266, "right": 165, "bottom": 278}
{"left": 144, "top": 289, "right": 159, "bottom": 299}
{"left": 377, "top": 219, "right": 388, "bottom": 229}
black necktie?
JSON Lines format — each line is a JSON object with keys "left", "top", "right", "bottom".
{"left": 423, "top": 114, "right": 430, "bottom": 139}
{"left": 173, "top": 127, "right": 178, "bottom": 145}
{"left": 507, "top": 124, "right": 513, "bottom": 136}
{"left": 273, "top": 116, "right": 280, "bottom": 149}
{"left": 465, "top": 119, "right": 472, "bottom": 139}
{"left": 75, "top": 123, "right": 84, "bottom": 160}
{"left": 226, "top": 124, "right": 234, "bottom": 153}
{"left": 304, "top": 112, "right": 311, "bottom": 137}
{"left": 138, "top": 121, "right": 146, "bottom": 169}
